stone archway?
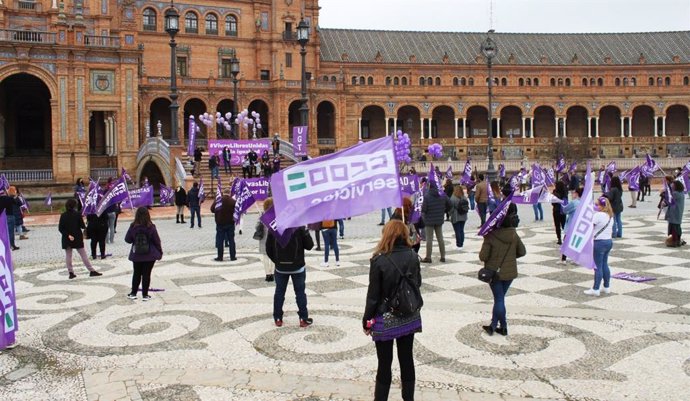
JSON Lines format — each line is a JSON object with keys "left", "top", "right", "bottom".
{"left": 432, "top": 105, "right": 455, "bottom": 139}
{"left": 499, "top": 106, "right": 522, "bottom": 138}
{"left": 149, "top": 98, "right": 171, "bottom": 139}
{"left": 288, "top": 100, "right": 301, "bottom": 139}
{"left": 316, "top": 101, "right": 336, "bottom": 141}
{"left": 0, "top": 73, "right": 53, "bottom": 168}
{"left": 566, "top": 106, "right": 588, "bottom": 137}
{"left": 599, "top": 105, "right": 621, "bottom": 137}
{"left": 533, "top": 106, "right": 556, "bottom": 138}
{"left": 632, "top": 105, "right": 654, "bottom": 137}
{"left": 666, "top": 105, "right": 689, "bottom": 136}
{"left": 361, "top": 105, "right": 385, "bottom": 140}
{"left": 466, "top": 106, "right": 488, "bottom": 138}
{"left": 183, "top": 98, "right": 207, "bottom": 143}
{"left": 216, "top": 99, "right": 235, "bottom": 138}
{"left": 248, "top": 99, "right": 269, "bottom": 138}
{"left": 397, "top": 105, "right": 421, "bottom": 139}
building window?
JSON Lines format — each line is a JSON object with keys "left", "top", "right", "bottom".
{"left": 631, "top": 77, "right": 636, "bottom": 86}
{"left": 260, "top": 70, "right": 270, "bottom": 81}
{"left": 501, "top": 77, "right": 507, "bottom": 86}
{"left": 648, "top": 77, "right": 654, "bottom": 86}
{"left": 177, "top": 56, "right": 188, "bottom": 76}
{"left": 359, "top": 76, "right": 365, "bottom": 85}
{"left": 285, "top": 52, "right": 292, "bottom": 68}
{"left": 468, "top": 77, "right": 474, "bottom": 86}
{"left": 526, "top": 77, "right": 531, "bottom": 86}
{"left": 143, "top": 8, "right": 157, "bottom": 31}
{"left": 352, "top": 76, "right": 357, "bottom": 85}
{"left": 550, "top": 78, "right": 556, "bottom": 86}
{"left": 322, "top": 75, "right": 329, "bottom": 82}
{"left": 590, "top": 78, "right": 596, "bottom": 86}
{"left": 582, "top": 78, "right": 587, "bottom": 86}
{"left": 519, "top": 78, "right": 524, "bottom": 86}
{"left": 597, "top": 78, "right": 603, "bottom": 86}
{"left": 225, "top": 15, "right": 238, "bottom": 36}
{"left": 419, "top": 77, "right": 425, "bottom": 86}
{"left": 185, "top": 12, "right": 198, "bottom": 33}
{"left": 330, "top": 76, "right": 336, "bottom": 82}
{"left": 427, "top": 77, "right": 433, "bottom": 86}
{"left": 385, "top": 77, "right": 391, "bottom": 86}
{"left": 435, "top": 77, "right": 441, "bottom": 86}
{"left": 393, "top": 77, "right": 399, "bottom": 85}
{"left": 205, "top": 13, "right": 218, "bottom": 35}
{"left": 534, "top": 78, "right": 540, "bottom": 86}
{"left": 565, "top": 78, "right": 571, "bottom": 86}
{"left": 665, "top": 76, "right": 671, "bottom": 86}
{"left": 684, "top": 76, "right": 689, "bottom": 85}
{"left": 401, "top": 77, "right": 408, "bottom": 85}
{"left": 557, "top": 78, "right": 563, "bottom": 86}
{"left": 460, "top": 77, "right": 467, "bottom": 86}
{"left": 615, "top": 77, "right": 620, "bottom": 86}
{"left": 221, "top": 58, "right": 233, "bottom": 78}
{"left": 367, "top": 76, "right": 374, "bottom": 85}
{"left": 657, "top": 77, "right": 663, "bottom": 86}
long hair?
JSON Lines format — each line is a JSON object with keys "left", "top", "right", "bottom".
{"left": 263, "top": 197, "right": 273, "bottom": 211}
{"left": 372, "top": 220, "right": 411, "bottom": 256}
{"left": 595, "top": 196, "right": 614, "bottom": 217}
{"left": 453, "top": 185, "right": 465, "bottom": 198}
{"left": 393, "top": 197, "right": 412, "bottom": 220}
{"left": 132, "top": 207, "right": 153, "bottom": 227}
{"left": 610, "top": 176, "right": 623, "bottom": 191}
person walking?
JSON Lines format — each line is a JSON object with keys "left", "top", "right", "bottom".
{"left": 552, "top": 181, "right": 568, "bottom": 245}
{"left": 604, "top": 176, "right": 624, "bottom": 238}
{"left": 307, "top": 221, "right": 322, "bottom": 251}
{"left": 187, "top": 182, "right": 202, "bottom": 228}
{"left": 421, "top": 181, "right": 451, "bottom": 263}
{"left": 479, "top": 204, "right": 525, "bottom": 336}
{"left": 637, "top": 175, "right": 648, "bottom": 202}
{"left": 0, "top": 190, "right": 20, "bottom": 250}
{"left": 124, "top": 207, "right": 163, "bottom": 301}
{"left": 584, "top": 197, "right": 614, "bottom": 296}
{"left": 266, "top": 223, "right": 314, "bottom": 327}
{"left": 320, "top": 219, "right": 339, "bottom": 267}
{"left": 210, "top": 191, "right": 237, "bottom": 261}
{"left": 58, "top": 199, "right": 102, "bottom": 279}
{"left": 449, "top": 185, "right": 469, "bottom": 249}
{"left": 474, "top": 174, "right": 488, "bottom": 225}
{"left": 258, "top": 198, "right": 274, "bottom": 281}
{"left": 665, "top": 180, "right": 685, "bottom": 247}
{"left": 363, "top": 220, "right": 422, "bottom": 401}
{"left": 174, "top": 184, "right": 187, "bottom": 224}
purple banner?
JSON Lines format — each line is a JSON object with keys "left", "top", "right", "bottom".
{"left": 121, "top": 185, "right": 154, "bottom": 209}
{"left": 626, "top": 166, "right": 641, "bottom": 191}
{"left": 96, "top": 176, "right": 130, "bottom": 216}
{"left": 159, "top": 184, "right": 174, "bottom": 205}
{"left": 682, "top": 160, "right": 690, "bottom": 176}
{"left": 556, "top": 156, "right": 566, "bottom": 173}
{"left": 44, "top": 192, "right": 52, "bottom": 206}
{"left": 82, "top": 180, "right": 99, "bottom": 215}
{"left": 207, "top": 139, "right": 271, "bottom": 165}
{"left": 560, "top": 161, "right": 595, "bottom": 270}
{"left": 445, "top": 165, "right": 453, "bottom": 179}
{"left": 215, "top": 179, "right": 223, "bottom": 209}
{"left": 0, "top": 212, "right": 18, "bottom": 350}
{"left": 508, "top": 174, "right": 519, "bottom": 191}
{"left": 187, "top": 117, "right": 197, "bottom": 156}
{"left": 259, "top": 206, "right": 297, "bottom": 248}
{"left": 198, "top": 178, "right": 206, "bottom": 203}
{"left": 545, "top": 168, "right": 556, "bottom": 187}
{"left": 292, "top": 126, "right": 308, "bottom": 158}
{"left": 681, "top": 174, "right": 690, "bottom": 195}
{"left": 487, "top": 179, "right": 495, "bottom": 204}
{"left": 427, "top": 163, "right": 445, "bottom": 196}
{"left": 270, "top": 136, "right": 402, "bottom": 232}
{"left": 663, "top": 179, "right": 675, "bottom": 206}
{"left": 531, "top": 164, "right": 545, "bottom": 188}
{"left": 460, "top": 159, "right": 473, "bottom": 185}
{"left": 511, "top": 185, "right": 544, "bottom": 204}
{"left": 244, "top": 177, "right": 270, "bottom": 200}
{"left": 400, "top": 174, "right": 420, "bottom": 196}
{"left": 233, "top": 179, "right": 257, "bottom": 222}
{"left": 568, "top": 161, "right": 577, "bottom": 174}
{"left": 498, "top": 164, "right": 505, "bottom": 178}
{"left": 478, "top": 190, "right": 514, "bottom": 236}
{"left": 612, "top": 272, "right": 657, "bottom": 282}
{"left": 409, "top": 191, "right": 423, "bottom": 224}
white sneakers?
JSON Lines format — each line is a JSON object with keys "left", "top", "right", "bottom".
{"left": 320, "top": 262, "right": 329, "bottom": 267}
{"left": 583, "top": 287, "right": 610, "bottom": 296}
{"left": 557, "top": 260, "right": 567, "bottom": 265}
{"left": 601, "top": 287, "right": 611, "bottom": 294}
{"left": 335, "top": 261, "right": 341, "bottom": 267}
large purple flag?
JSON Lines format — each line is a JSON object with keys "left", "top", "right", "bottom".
{"left": 260, "top": 206, "right": 298, "bottom": 248}
{"left": 400, "top": 174, "right": 420, "bottom": 196}
{"left": 270, "top": 136, "right": 402, "bottom": 232}
{"left": 682, "top": 160, "right": 690, "bottom": 176}
{"left": 560, "top": 161, "right": 595, "bottom": 270}
{"left": 626, "top": 166, "right": 641, "bottom": 191}
{"left": 478, "top": 191, "right": 514, "bottom": 236}
{"left": 681, "top": 173, "right": 690, "bottom": 195}
{"left": 0, "top": 211, "right": 18, "bottom": 350}
{"left": 233, "top": 180, "right": 257, "bottom": 222}
{"left": 187, "top": 116, "right": 197, "bottom": 156}
{"left": 292, "top": 126, "right": 308, "bottom": 158}
{"left": 498, "top": 164, "right": 505, "bottom": 178}
{"left": 487, "top": 179, "right": 495, "bottom": 204}
{"left": 198, "top": 178, "right": 206, "bottom": 203}
{"left": 82, "top": 180, "right": 99, "bottom": 215}
{"left": 663, "top": 179, "right": 675, "bottom": 206}
{"left": 512, "top": 185, "right": 544, "bottom": 204}
{"left": 545, "top": 168, "right": 556, "bottom": 187}
{"left": 96, "top": 176, "right": 130, "bottom": 217}
{"left": 121, "top": 185, "right": 154, "bottom": 209}
{"left": 531, "top": 164, "right": 545, "bottom": 188}
{"left": 568, "top": 161, "right": 577, "bottom": 174}
{"left": 556, "top": 156, "right": 566, "bottom": 173}
{"left": 409, "top": 191, "right": 423, "bottom": 224}
{"left": 445, "top": 165, "right": 453, "bottom": 179}
{"left": 640, "top": 154, "right": 660, "bottom": 178}
{"left": 230, "top": 177, "right": 240, "bottom": 197}
{"left": 159, "top": 184, "right": 174, "bottom": 205}
{"left": 427, "top": 163, "right": 446, "bottom": 196}
{"left": 460, "top": 159, "right": 473, "bottom": 185}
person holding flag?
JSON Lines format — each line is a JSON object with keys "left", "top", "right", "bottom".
{"left": 210, "top": 189, "right": 237, "bottom": 262}
{"left": 664, "top": 180, "right": 685, "bottom": 247}
{"left": 59, "top": 199, "right": 102, "bottom": 279}
{"left": 474, "top": 173, "right": 489, "bottom": 225}
{"left": 583, "top": 197, "right": 615, "bottom": 296}
{"left": 604, "top": 176, "right": 624, "bottom": 238}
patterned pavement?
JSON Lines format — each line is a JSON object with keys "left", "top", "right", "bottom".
{"left": 1, "top": 199, "right": 689, "bottom": 401}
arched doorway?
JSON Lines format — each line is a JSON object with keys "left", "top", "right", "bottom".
{"left": 397, "top": 105, "right": 421, "bottom": 139}
{"left": 140, "top": 160, "right": 165, "bottom": 189}
{"left": 248, "top": 99, "right": 269, "bottom": 138}
{"left": 216, "top": 99, "right": 235, "bottom": 138}
{"left": 0, "top": 73, "right": 52, "bottom": 167}
{"left": 566, "top": 106, "right": 588, "bottom": 137}
{"left": 432, "top": 106, "right": 455, "bottom": 139}
{"left": 466, "top": 106, "right": 488, "bottom": 138}
{"left": 287, "top": 100, "right": 301, "bottom": 139}
{"left": 599, "top": 105, "right": 621, "bottom": 137}
{"left": 666, "top": 105, "right": 689, "bottom": 136}
{"left": 499, "top": 105, "right": 522, "bottom": 138}
{"left": 361, "top": 105, "right": 385, "bottom": 140}
{"left": 316, "top": 101, "right": 336, "bottom": 142}
{"left": 533, "top": 106, "right": 556, "bottom": 138}
{"left": 149, "top": 98, "right": 171, "bottom": 139}
{"left": 632, "top": 105, "right": 654, "bottom": 137}
{"left": 183, "top": 98, "right": 207, "bottom": 143}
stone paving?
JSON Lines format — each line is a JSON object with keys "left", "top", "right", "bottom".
{"left": 1, "top": 198, "right": 689, "bottom": 401}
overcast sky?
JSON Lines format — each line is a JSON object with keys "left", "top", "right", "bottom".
{"left": 318, "top": 0, "right": 690, "bottom": 33}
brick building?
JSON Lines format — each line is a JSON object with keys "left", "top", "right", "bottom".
{"left": 0, "top": 0, "right": 688, "bottom": 187}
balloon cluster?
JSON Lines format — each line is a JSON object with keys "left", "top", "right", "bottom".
{"left": 235, "top": 109, "right": 263, "bottom": 133}
{"left": 428, "top": 143, "right": 443, "bottom": 159}
{"left": 394, "top": 130, "right": 412, "bottom": 165}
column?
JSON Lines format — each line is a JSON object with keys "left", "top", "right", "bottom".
{"left": 530, "top": 118, "right": 534, "bottom": 137}
{"left": 687, "top": 116, "right": 689, "bottom": 136}
{"left": 420, "top": 118, "right": 424, "bottom": 139}
{"left": 496, "top": 117, "right": 501, "bottom": 138}
{"left": 654, "top": 116, "right": 658, "bottom": 137}
{"left": 521, "top": 117, "right": 526, "bottom": 138}
{"left": 563, "top": 117, "right": 567, "bottom": 137}
{"left": 555, "top": 118, "right": 559, "bottom": 137}
{"left": 393, "top": 118, "right": 397, "bottom": 135}
{"left": 428, "top": 118, "right": 433, "bottom": 138}
{"left": 454, "top": 118, "right": 459, "bottom": 139}
{"left": 110, "top": 115, "right": 118, "bottom": 155}
{"left": 594, "top": 117, "right": 599, "bottom": 138}
{"left": 462, "top": 118, "right": 467, "bottom": 139}
{"left": 628, "top": 117, "right": 633, "bottom": 137}
{"left": 587, "top": 117, "right": 592, "bottom": 138}
{"left": 385, "top": 118, "right": 389, "bottom": 136}
{"left": 620, "top": 116, "right": 625, "bottom": 137}
{"left": 661, "top": 116, "right": 666, "bottom": 137}
{"left": 358, "top": 118, "right": 362, "bottom": 140}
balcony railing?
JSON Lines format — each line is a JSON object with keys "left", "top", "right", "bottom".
{"left": 0, "top": 29, "right": 55, "bottom": 44}
{"left": 0, "top": 169, "right": 53, "bottom": 182}
{"left": 84, "top": 35, "right": 121, "bottom": 48}
{"left": 317, "top": 138, "right": 336, "bottom": 145}
{"left": 282, "top": 31, "right": 296, "bottom": 41}
{"left": 18, "top": 0, "right": 40, "bottom": 11}
{"left": 205, "top": 29, "right": 218, "bottom": 35}
{"left": 90, "top": 168, "right": 118, "bottom": 180}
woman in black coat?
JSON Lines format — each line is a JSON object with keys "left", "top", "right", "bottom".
{"left": 552, "top": 181, "right": 568, "bottom": 245}
{"left": 59, "top": 199, "right": 101, "bottom": 279}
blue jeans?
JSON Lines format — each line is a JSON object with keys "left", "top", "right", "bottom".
{"left": 490, "top": 279, "right": 513, "bottom": 330}
{"left": 532, "top": 203, "right": 543, "bottom": 220}
{"left": 273, "top": 270, "right": 308, "bottom": 320}
{"left": 477, "top": 202, "right": 487, "bottom": 225}
{"left": 336, "top": 219, "right": 344, "bottom": 237}
{"left": 215, "top": 224, "right": 236, "bottom": 260}
{"left": 107, "top": 212, "right": 116, "bottom": 243}
{"left": 452, "top": 220, "right": 465, "bottom": 247}
{"left": 469, "top": 192, "right": 476, "bottom": 210}
{"left": 189, "top": 206, "right": 201, "bottom": 227}
{"left": 380, "top": 207, "right": 392, "bottom": 224}
{"left": 593, "top": 239, "right": 613, "bottom": 290}
{"left": 6, "top": 214, "right": 16, "bottom": 248}
{"left": 612, "top": 212, "right": 622, "bottom": 238}
{"left": 322, "top": 228, "right": 339, "bottom": 262}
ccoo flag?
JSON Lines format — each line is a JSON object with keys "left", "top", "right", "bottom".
{"left": 445, "top": 165, "right": 453, "bottom": 180}
{"left": 460, "top": 159, "right": 473, "bottom": 185}
{"left": 512, "top": 185, "right": 544, "bottom": 204}
{"left": 560, "top": 161, "right": 596, "bottom": 270}
{"left": 159, "top": 184, "right": 174, "bottom": 205}
{"left": 95, "top": 176, "right": 130, "bottom": 217}
{"left": 0, "top": 211, "right": 19, "bottom": 350}
{"left": 270, "top": 136, "right": 402, "bottom": 232}
{"left": 478, "top": 190, "right": 514, "bottom": 236}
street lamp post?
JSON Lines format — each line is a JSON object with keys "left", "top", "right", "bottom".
{"left": 481, "top": 33, "right": 498, "bottom": 182}
{"left": 297, "top": 17, "right": 310, "bottom": 128}
{"left": 230, "top": 56, "right": 240, "bottom": 139}
{"left": 165, "top": 1, "right": 180, "bottom": 145}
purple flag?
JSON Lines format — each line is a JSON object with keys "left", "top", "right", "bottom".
{"left": 159, "top": 184, "right": 174, "bottom": 205}
{"left": 270, "top": 136, "right": 402, "bottom": 232}
{"left": 18, "top": 195, "right": 29, "bottom": 213}
{"left": 0, "top": 174, "right": 9, "bottom": 193}
{"left": 409, "top": 191, "right": 423, "bottom": 224}
{"left": 531, "top": 164, "right": 545, "bottom": 188}
{"left": 244, "top": 177, "right": 270, "bottom": 200}
{"left": 460, "top": 159, "right": 473, "bottom": 185}
{"left": 44, "top": 192, "right": 52, "bottom": 206}
{"left": 498, "top": 164, "right": 505, "bottom": 178}
{"left": 445, "top": 165, "right": 453, "bottom": 180}
{"left": 292, "top": 126, "right": 308, "bottom": 158}
{"left": 215, "top": 179, "right": 223, "bottom": 208}
{"left": 663, "top": 179, "right": 675, "bottom": 206}
{"left": 0, "top": 211, "right": 18, "bottom": 350}
{"left": 640, "top": 154, "right": 660, "bottom": 178}
{"left": 82, "top": 180, "right": 99, "bottom": 215}
{"left": 260, "top": 206, "right": 298, "bottom": 247}
{"left": 556, "top": 156, "right": 566, "bottom": 173}
{"left": 681, "top": 174, "right": 690, "bottom": 195}
{"left": 626, "top": 166, "right": 641, "bottom": 191}
{"left": 478, "top": 190, "right": 514, "bottom": 236}
{"left": 560, "top": 161, "right": 596, "bottom": 270}
{"left": 187, "top": 116, "right": 197, "bottom": 156}
{"left": 508, "top": 174, "right": 519, "bottom": 191}
{"left": 487, "top": 179, "right": 495, "bottom": 204}
{"left": 568, "top": 161, "right": 577, "bottom": 174}
{"left": 682, "top": 160, "right": 690, "bottom": 176}
{"left": 96, "top": 176, "right": 130, "bottom": 217}
{"left": 121, "top": 167, "right": 132, "bottom": 183}
{"left": 427, "top": 163, "right": 445, "bottom": 196}
{"left": 230, "top": 177, "right": 241, "bottom": 197}
{"left": 400, "top": 174, "right": 420, "bottom": 196}
{"left": 512, "top": 185, "right": 544, "bottom": 204}
{"left": 545, "top": 168, "right": 556, "bottom": 187}
{"left": 618, "top": 170, "right": 630, "bottom": 182}
{"left": 121, "top": 185, "right": 154, "bottom": 209}
{"left": 233, "top": 180, "right": 257, "bottom": 222}
{"left": 198, "top": 178, "right": 206, "bottom": 203}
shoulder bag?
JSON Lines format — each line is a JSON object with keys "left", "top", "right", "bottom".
{"left": 384, "top": 253, "right": 423, "bottom": 317}
{"left": 477, "top": 244, "right": 509, "bottom": 283}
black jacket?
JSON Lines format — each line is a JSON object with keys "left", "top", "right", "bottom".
{"left": 265, "top": 227, "right": 313, "bottom": 272}
{"left": 421, "top": 185, "right": 451, "bottom": 226}
{"left": 59, "top": 210, "right": 86, "bottom": 249}
{"left": 604, "top": 187, "right": 624, "bottom": 214}
{"left": 174, "top": 187, "right": 187, "bottom": 206}
{"left": 363, "top": 244, "right": 421, "bottom": 328}
{"left": 187, "top": 187, "right": 200, "bottom": 207}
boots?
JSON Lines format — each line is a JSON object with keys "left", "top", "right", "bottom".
{"left": 181, "top": 215, "right": 186, "bottom": 224}
{"left": 401, "top": 380, "right": 415, "bottom": 401}
{"left": 176, "top": 214, "right": 180, "bottom": 224}
{"left": 374, "top": 380, "right": 390, "bottom": 401}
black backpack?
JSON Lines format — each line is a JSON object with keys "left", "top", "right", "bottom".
{"left": 457, "top": 198, "right": 469, "bottom": 214}
{"left": 384, "top": 254, "right": 423, "bottom": 317}
{"left": 133, "top": 231, "right": 150, "bottom": 255}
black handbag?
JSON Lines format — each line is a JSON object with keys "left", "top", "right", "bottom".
{"left": 477, "top": 246, "right": 509, "bottom": 283}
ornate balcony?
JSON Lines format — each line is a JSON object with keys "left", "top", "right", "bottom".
{"left": 0, "top": 29, "right": 55, "bottom": 44}
{"left": 84, "top": 35, "right": 121, "bottom": 48}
